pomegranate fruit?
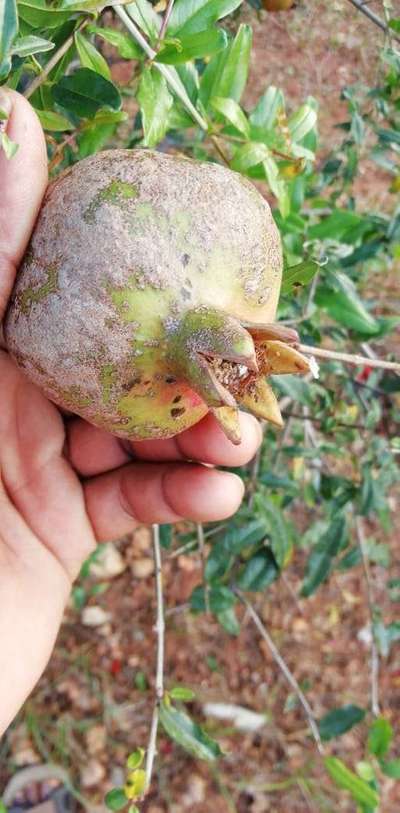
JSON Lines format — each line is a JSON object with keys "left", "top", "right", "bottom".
{"left": 5, "top": 149, "right": 309, "bottom": 444}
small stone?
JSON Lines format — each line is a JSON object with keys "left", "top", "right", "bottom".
{"left": 133, "top": 526, "right": 152, "bottom": 552}
{"left": 131, "top": 557, "right": 154, "bottom": 579}
{"left": 80, "top": 758, "right": 105, "bottom": 788}
{"left": 182, "top": 775, "right": 206, "bottom": 806}
{"left": 90, "top": 543, "right": 126, "bottom": 580}
{"left": 85, "top": 724, "right": 107, "bottom": 755}
{"left": 81, "top": 606, "right": 112, "bottom": 627}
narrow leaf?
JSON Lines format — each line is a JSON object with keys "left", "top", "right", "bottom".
{"left": 18, "top": 0, "right": 71, "bottom": 28}
{"left": 368, "top": 718, "right": 393, "bottom": 758}
{"left": 169, "top": 686, "right": 196, "bottom": 701}
{"left": 35, "top": 109, "right": 73, "bottom": 131}
{"left": 104, "top": 789, "right": 127, "bottom": 811}
{"left": 156, "top": 28, "right": 228, "bottom": 65}
{"left": 10, "top": 34, "right": 53, "bottom": 57}
{"left": 170, "top": 0, "right": 242, "bottom": 36}
{"left": 301, "top": 516, "right": 347, "bottom": 597}
{"left": 211, "top": 95, "right": 250, "bottom": 137}
{"left": 319, "top": 705, "right": 365, "bottom": 741}
{"left": 0, "top": 130, "right": 18, "bottom": 158}
{"left": 325, "top": 757, "right": 379, "bottom": 808}
{"left": 231, "top": 141, "right": 269, "bottom": 172}
{"left": 288, "top": 104, "right": 317, "bottom": 142}
{"left": 87, "top": 25, "right": 142, "bottom": 59}
{"left": 0, "top": 0, "right": 18, "bottom": 65}
{"left": 137, "top": 66, "right": 173, "bottom": 148}
{"left": 159, "top": 702, "right": 223, "bottom": 761}
{"left": 281, "top": 259, "right": 319, "bottom": 295}
{"left": 52, "top": 68, "right": 121, "bottom": 119}
{"left": 126, "top": 0, "right": 160, "bottom": 41}
{"left": 75, "top": 31, "right": 111, "bottom": 79}
{"left": 200, "top": 24, "right": 252, "bottom": 107}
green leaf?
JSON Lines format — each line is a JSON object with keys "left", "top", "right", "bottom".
{"left": 159, "top": 702, "right": 223, "bottom": 761}
{"left": 0, "top": 0, "right": 18, "bottom": 68}
{"left": 191, "top": 584, "right": 235, "bottom": 613}
{"left": 36, "top": 109, "right": 73, "bottom": 131}
{"left": 368, "top": 718, "right": 393, "bottom": 758}
{"left": 78, "top": 122, "right": 116, "bottom": 158}
{"left": 231, "top": 141, "right": 269, "bottom": 172}
{"left": 124, "top": 769, "right": 146, "bottom": 801}
{"left": 288, "top": 104, "right": 317, "bottom": 142}
{"left": 315, "top": 271, "right": 379, "bottom": 335}
{"left": 74, "top": 31, "right": 111, "bottom": 79}
{"left": 249, "top": 85, "right": 284, "bottom": 130}
{"left": 17, "top": 0, "right": 71, "bottom": 28}
{"left": 200, "top": 24, "right": 252, "bottom": 107}
{"left": 169, "top": 0, "right": 242, "bottom": 36}
{"left": 10, "top": 34, "right": 53, "bottom": 57}
{"left": 324, "top": 757, "right": 379, "bottom": 809}
{"left": 380, "top": 759, "right": 400, "bottom": 779}
{"left": 104, "top": 789, "right": 127, "bottom": 811}
{"left": 52, "top": 68, "right": 121, "bottom": 119}
{"left": 257, "top": 497, "right": 293, "bottom": 569}
{"left": 126, "top": 748, "right": 145, "bottom": 770}
{"left": 159, "top": 524, "right": 172, "bottom": 549}
{"left": 319, "top": 705, "right": 366, "bottom": 741}
{"left": 281, "top": 259, "right": 319, "bottom": 295}
{"left": 263, "top": 154, "right": 290, "bottom": 216}
{"left": 236, "top": 549, "right": 279, "bottom": 591}
{"left": 217, "top": 606, "right": 240, "bottom": 636}
{"left": 169, "top": 686, "right": 196, "bottom": 701}
{"left": 0, "top": 130, "right": 18, "bottom": 158}
{"left": 389, "top": 17, "right": 400, "bottom": 33}
{"left": 137, "top": 66, "right": 173, "bottom": 148}
{"left": 308, "top": 209, "right": 363, "bottom": 241}
{"left": 211, "top": 95, "right": 249, "bottom": 137}
{"left": 301, "top": 516, "right": 347, "bottom": 597}
{"left": 87, "top": 25, "right": 142, "bottom": 59}
{"left": 126, "top": 0, "right": 160, "bottom": 41}
{"left": 156, "top": 28, "right": 228, "bottom": 65}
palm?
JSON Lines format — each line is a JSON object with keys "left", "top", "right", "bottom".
{"left": 0, "top": 91, "right": 260, "bottom": 734}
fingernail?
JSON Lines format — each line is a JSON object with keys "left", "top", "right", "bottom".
{"left": 0, "top": 87, "right": 12, "bottom": 132}
{"left": 226, "top": 471, "right": 245, "bottom": 499}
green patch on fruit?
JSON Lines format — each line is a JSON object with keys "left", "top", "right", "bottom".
{"left": 100, "top": 362, "right": 117, "bottom": 405}
{"left": 108, "top": 278, "right": 174, "bottom": 338}
{"left": 18, "top": 266, "right": 59, "bottom": 315}
{"left": 83, "top": 179, "right": 138, "bottom": 224}
{"left": 57, "top": 385, "right": 92, "bottom": 408}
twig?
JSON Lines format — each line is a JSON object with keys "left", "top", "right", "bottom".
{"left": 157, "top": 0, "right": 175, "bottom": 45}
{"left": 355, "top": 517, "right": 380, "bottom": 717}
{"left": 24, "top": 19, "right": 88, "bottom": 100}
{"left": 115, "top": 6, "right": 208, "bottom": 132}
{"left": 235, "top": 589, "right": 324, "bottom": 756}
{"left": 145, "top": 524, "right": 165, "bottom": 790}
{"left": 298, "top": 344, "right": 400, "bottom": 373}
{"left": 346, "top": 0, "right": 400, "bottom": 43}
{"left": 197, "top": 523, "right": 210, "bottom": 613}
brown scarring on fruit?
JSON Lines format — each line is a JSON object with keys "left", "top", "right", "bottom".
{"left": 5, "top": 149, "right": 310, "bottom": 444}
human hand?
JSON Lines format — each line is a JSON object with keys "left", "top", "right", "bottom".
{"left": 0, "top": 90, "right": 262, "bottom": 734}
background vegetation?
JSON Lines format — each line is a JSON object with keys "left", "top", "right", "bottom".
{"left": 1, "top": 0, "right": 400, "bottom": 810}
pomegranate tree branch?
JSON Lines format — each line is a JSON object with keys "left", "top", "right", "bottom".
{"left": 355, "top": 517, "right": 380, "bottom": 717}
{"left": 235, "top": 589, "right": 324, "bottom": 756}
{"left": 157, "top": 0, "right": 175, "bottom": 45}
{"left": 145, "top": 524, "right": 165, "bottom": 790}
{"left": 24, "top": 19, "right": 88, "bottom": 100}
{"left": 346, "top": 0, "right": 400, "bottom": 43}
{"left": 115, "top": 6, "right": 209, "bottom": 131}
{"left": 298, "top": 344, "right": 400, "bottom": 373}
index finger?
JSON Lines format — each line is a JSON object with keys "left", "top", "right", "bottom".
{"left": 0, "top": 89, "right": 48, "bottom": 320}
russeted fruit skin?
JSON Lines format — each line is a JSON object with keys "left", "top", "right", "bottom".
{"left": 5, "top": 149, "right": 309, "bottom": 444}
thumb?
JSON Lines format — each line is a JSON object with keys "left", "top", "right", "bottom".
{"left": 0, "top": 88, "right": 48, "bottom": 321}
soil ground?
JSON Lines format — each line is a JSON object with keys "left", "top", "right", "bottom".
{"left": 1, "top": 2, "right": 400, "bottom": 812}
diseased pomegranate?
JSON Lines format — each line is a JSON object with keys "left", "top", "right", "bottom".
{"left": 5, "top": 149, "right": 309, "bottom": 444}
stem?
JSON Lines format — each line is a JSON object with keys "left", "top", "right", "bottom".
{"left": 298, "top": 344, "right": 400, "bottom": 373}
{"left": 235, "top": 589, "right": 324, "bottom": 756}
{"left": 145, "top": 524, "right": 165, "bottom": 790}
{"left": 355, "top": 517, "right": 380, "bottom": 717}
{"left": 24, "top": 19, "right": 88, "bottom": 100}
{"left": 346, "top": 0, "right": 400, "bottom": 43}
{"left": 115, "top": 6, "right": 208, "bottom": 131}
{"left": 157, "top": 0, "right": 175, "bottom": 45}
{"left": 197, "top": 523, "right": 210, "bottom": 613}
